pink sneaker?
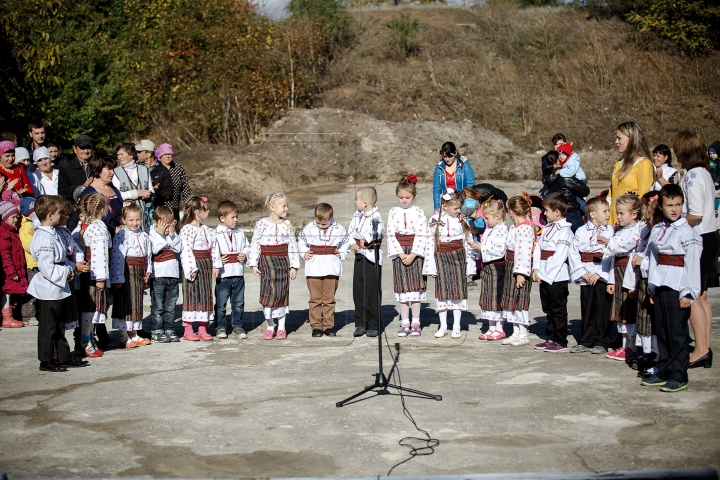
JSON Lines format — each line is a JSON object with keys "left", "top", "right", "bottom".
{"left": 263, "top": 329, "right": 275, "bottom": 340}
{"left": 606, "top": 347, "right": 623, "bottom": 359}
{"left": 613, "top": 348, "right": 628, "bottom": 361}
{"left": 183, "top": 332, "right": 200, "bottom": 341}
{"left": 276, "top": 329, "right": 287, "bottom": 340}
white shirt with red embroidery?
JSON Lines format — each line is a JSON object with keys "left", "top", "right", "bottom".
{"left": 646, "top": 217, "right": 702, "bottom": 301}
{"left": 27, "top": 226, "right": 72, "bottom": 301}
{"left": 386, "top": 205, "right": 428, "bottom": 259}
{"left": 480, "top": 223, "right": 508, "bottom": 263}
{"left": 347, "top": 207, "right": 385, "bottom": 265}
{"left": 180, "top": 224, "right": 215, "bottom": 281}
{"left": 84, "top": 220, "right": 110, "bottom": 283}
{"left": 110, "top": 228, "right": 152, "bottom": 284}
{"left": 149, "top": 228, "right": 182, "bottom": 279}
{"left": 298, "top": 220, "right": 350, "bottom": 278}
{"left": 212, "top": 224, "right": 251, "bottom": 278}
{"left": 603, "top": 221, "right": 642, "bottom": 285}
{"left": 506, "top": 222, "right": 535, "bottom": 277}
{"left": 532, "top": 219, "right": 572, "bottom": 284}
{"left": 247, "top": 218, "right": 300, "bottom": 270}
{"left": 569, "top": 221, "right": 614, "bottom": 285}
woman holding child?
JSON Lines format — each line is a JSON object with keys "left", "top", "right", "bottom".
{"left": 608, "top": 122, "right": 654, "bottom": 225}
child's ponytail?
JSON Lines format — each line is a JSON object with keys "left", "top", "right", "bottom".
{"left": 179, "top": 195, "right": 209, "bottom": 231}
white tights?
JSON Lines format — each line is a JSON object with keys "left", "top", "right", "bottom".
{"left": 438, "top": 309, "right": 462, "bottom": 332}
{"left": 400, "top": 302, "right": 421, "bottom": 326}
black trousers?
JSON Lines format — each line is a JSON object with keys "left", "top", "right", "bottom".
{"left": 353, "top": 255, "right": 381, "bottom": 331}
{"left": 579, "top": 281, "right": 613, "bottom": 348}
{"left": 539, "top": 280, "right": 569, "bottom": 347}
{"left": 37, "top": 299, "right": 71, "bottom": 364}
{"left": 654, "top": 287, "right": 690, "bottom": 383}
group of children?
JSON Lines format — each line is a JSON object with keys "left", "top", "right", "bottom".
{"left": 3, "top": 171, "right": 700, "bottom": 392}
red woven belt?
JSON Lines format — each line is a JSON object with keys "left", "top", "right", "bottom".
{"left": 540, "top": 250, "right": 554, "bottom": 260}
{"left": 614, "top": 255, "right": 629, "bottom": 268}
{"left": 395, "top": 234, "right": 415, "bottom": 247}
{"left": 193, "top": 249, "right": 211, "bottom": 260}
{"left": 126, "top": 256, "right": 145, "bottom": 267}
{"left": 438, "top": 240, "right": 463, "bottom": 253}
{"left": 153, "top": 250, "right": 176, "bottom": 263}
{"left": 261, "top": 244, "right": 288, "bottom": 257}
{"left": 309, "top": 245, "right": 336, "bottom": 256}
{"left": 580, "top": 252, "right": 603, "bottom": 263}
{"left": 505, "top": 250, "right": 515, "bottom": 262}
{"left": 224, "top": 254, "right": 241, "bottom": 263}
{"left": 658, "top": 253, "right": 684, "bottom": 267}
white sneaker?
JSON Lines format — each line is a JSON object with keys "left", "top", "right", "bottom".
{"left": 435, "top": 327, "right": 447, "bottom": 338}
{"left": 502, "top": 333, "right": 519, "bottom": 346}
{"left": 451, "top": 330, "right": 462, "bottom": 339}
{"left": 512, "top": 334, "right": 530, "bottom": 346}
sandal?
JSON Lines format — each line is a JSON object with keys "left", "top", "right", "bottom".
{"left": 410, "top": 325, "right": 421, "bottom": 337}
{"left": 398, "top": 327, "right": 410, "bottom": 338}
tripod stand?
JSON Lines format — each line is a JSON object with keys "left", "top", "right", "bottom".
{"left": 336, "top": 219, "right": 442, "bottom": 407}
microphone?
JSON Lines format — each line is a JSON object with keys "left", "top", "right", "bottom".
{"left": 372, "top": 217, "right": 379, "bottom": 240}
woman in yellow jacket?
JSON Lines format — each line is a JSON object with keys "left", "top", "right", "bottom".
{"left": 609, "top": 122, "right": 655, "bottom": 225}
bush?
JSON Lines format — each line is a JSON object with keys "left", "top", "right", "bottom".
{"left": 385, "top": 13, "right": 421, "bottom": 58}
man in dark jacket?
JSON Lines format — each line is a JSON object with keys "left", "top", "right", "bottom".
{"left": 135, "top": 139, "right": 174, "bottom": 210}
{"left": 58, "top": 135, "right": 94, "bottom": 230}
{"left": 542, "top": 150, "right": 590, "bottom": 232}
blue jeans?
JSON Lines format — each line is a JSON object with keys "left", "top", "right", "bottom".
{"left": 150, "top": 277, "right": 179, "bottom": 334}
{"left": 215, "top": 276, "right": 245, "bottom": 332}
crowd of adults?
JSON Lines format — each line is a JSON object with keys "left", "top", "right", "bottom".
{"left": 0, "top": 121, "right": 191, "bottom": 233}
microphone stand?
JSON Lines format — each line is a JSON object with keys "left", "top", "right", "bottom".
{"left": 336, "top": 218, "right": 442, "bottom": 407}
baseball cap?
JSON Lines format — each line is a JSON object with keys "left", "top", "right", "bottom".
{"left": 135, "top": 139, "right": 156, "bottom": 152}
{"left": 20, "top": 197, "right": 35, "bottom": 217}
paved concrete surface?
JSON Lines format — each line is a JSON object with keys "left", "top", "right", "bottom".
{"left": 0, "top": 180, "right": 718, "bottom": 478}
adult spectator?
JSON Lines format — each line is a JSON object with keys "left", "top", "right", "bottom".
{"left": 58, "top": 135, "right": 95, "bottom": 230}
{"left": 0, "top": 141, "right": 35, "bottom": 197}
{"left": 608, "top": 122, "right": 654, "bottom": 225}
{"left": 469, "top": 183, "right": 508, "bottom": 205}
{"left": 112, "top": 143, "right": 154, "bottom": 229}
{"left": 33, "top": 147, "right": 59, "bottom": 196}
{"left": 0, "top": 132, "right": 17, "bottom": 145}
{"left": 708, "top": 141, "right": 720, "bottom": 190}
{"left": 540, "top": 133, "right": 569, "bottom": 197}
{"left": 542, "top": 150, "right": 589, "bottom": 232}
{"left": 675, "top": 131, "right": 718, "bottom": 369}
{"left": 156, "top": 143, "right": 191, "bottom": 222}
{"left": 651, "top": 144, "right": 679, "bottom": 190}
{"left": 432, "top": 141, "right": 475, "bottom": 211}
{"left": 135, "top": 139, "right": 174, "bottom": 226}
{"left": 24, "top": 120, "right": 46, "bottom": 155}
{"left": 80, "top": 155, "right": 124, "bottom": 235}
{"left": 46, "top": 141, "right": 69, "bottom": 167}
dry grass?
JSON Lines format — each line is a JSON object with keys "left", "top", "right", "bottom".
{"left": 320, "top": 3, "right": 720, "bottom": 158}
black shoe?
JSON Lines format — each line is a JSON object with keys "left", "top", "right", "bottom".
{"left": 166, "top": 331, "right": 180, "bottom": 342}
{"left": 366, "top": 329, "right": 378, "bottom": 337}
{"left": 312, "top": 329, "right": 323, "bottom": 337}
{"left": 324, "top": 329, "right": 336, "bottom": 337}
{"left": 59, "top": 357, "right": 89, "bottom": 368}
{"left": 137, "top": 330, "right": 151, "bottom": 339}
{"left": 152, "top": 332, "right": 171, "bottom": 343}
{"left": 39, "top": 361, "right": 68, "bottom": 372}
{"left": 353, "top": 327, "right": 366, "bottom": 337}
{"left": 689, "top": 348, "right": 712, "bottom": 369}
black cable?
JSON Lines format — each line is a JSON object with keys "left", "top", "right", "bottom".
{"left": 382, "top": 320, "right": 440, "bottom": 476}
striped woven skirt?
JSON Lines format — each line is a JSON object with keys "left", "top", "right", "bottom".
{"left": 112, "top": 261, "right": 145, "bottom": 329}
{"left": 182, "top": 257, "right": 213, "bottom": 314}
{"left": 78, "top": 272, "right": 109, "bottom": 321}
{"left": 636, "top": 277, "right": 654, "bottom": 337}
{"left": 435, "top": 248, "right": 467, "bottom": 301}
{"left": 610, "top": 265, "right": 637, "bottom": 324}
{"left": 500, "top": 259, "right": 532, "bottom": 313}
{"left": 259, "top": 254, "right": 290, "bottom": 308}
{"left": 479, "top": 260, "right": 505, "bottom": 320}
{"left": 63, "top": 287, "right": 79, "bottom": 331}
{"left": 392, "top": 246, "right": 426, "bottom": 301}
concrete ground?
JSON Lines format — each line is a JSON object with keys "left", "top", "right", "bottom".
{"left": 0, "top": 180, "right": 718, "bottom": 478}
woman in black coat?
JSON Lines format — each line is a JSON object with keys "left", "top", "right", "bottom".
{"left": 542, "top": 151, "right": 590, "bottom": 232}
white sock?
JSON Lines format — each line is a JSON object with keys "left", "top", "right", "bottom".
{"left": 411, "top": 302, "right": 421, "bottom": 324}
{"left": 519, "top": 324, "right": 528, "bottom": 335}
{"left": 641, "top": 335, "right": 652, "bottom": 354}
{"left": 438, "top": 310, "right": 447, "bottom": 331}
{"left": 496, "top": 319, "right": 504, "bottom": 331}
{"left": 512, "top": 324, "right": 520, "bottom": 335}
{"left": 277, "top": 316, "right": 286, "bottom": 331}
{"left": 266, "top": 318, "right": 274, "bottom": 330}
{"left": 452, "top": 310, "right": 461, "bottom": 332}
{"left": 489, "top": 320, "right": 497, "bottom": 331}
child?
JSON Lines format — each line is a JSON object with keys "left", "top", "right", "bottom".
{"left": 624, "top": 192, "right": 661, "bottom": 369}
{"left": 600, "top": 194, "right": 643, "bottom": 361}
{"left": 212, "top": 200, "right": 250, "bottom": 339}
{"left": 77, "top": 193, "right": 111, "bottom": 357}
{"left": 148, "top": 206, "right": 182, "bottom": 343}
{"left": 298, "top": 203, "right": 350, "bottom": 337}
{"left": 532, "top": 193, "right": 573, "bottom": 352}
{"left": 0, "top": 201, "right": 28, "bottom": 328}
{"left": 249, "top": 192, "right": 300, "bottom": 340}
{"left": 423, "top": 189, "right": 476, "bottom": 339}
{"left": 568, "top": 197, "right": 615, "bottom": 354}
{"left": 386, "top": 176, "right": 427, "bottom": 337}
{"left": 111, "top": 204, "right": 153, "bottom": 348}
{"left": 476, "top": 199, "right": 508, "bottom": 340}
{"left": 500, "top": 195, "right": 536, "bottom": 347}
{"left": 19, "top": 197, "right": 39, "bottom": 326}
{"left": 28, "top": 196, "right": 83, "bottom": 371}
{"left": 179, "top": 196, "right": 216, "bottom": 341}
{"left": 56, "top": 198, "right": 86, "bottom": 341}
{"left": 460, "top": 198, "right": 486, "bottom": 243}
{"left": 347, "top": 186, "right": 384, "bottom": 338}
{"left": 641, "top": 184, "right": 702, "bottom": 392}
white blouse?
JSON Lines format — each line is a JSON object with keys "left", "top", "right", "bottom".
{"left": 247, "top": 218, "right": 300, "bottom": 270}
{"left": 480, "top": 223, "right": 508, "bottom": 263}
{"left": 84, "top": 220, "right": 111, "bottom": 282}
{"left": 111, "top": 228, "right": 153, "bottom": 283}
{"left": 180, "top": 224, "right": 216, "bottom": 280}
{"left": 506, "top": 223, "right": 535, "bottom": 277}
{"left": 422, "top": 212, "right": 476, "bottom": 277}
{"left": 386, "top": 205, "right": 428, "bottom": 259}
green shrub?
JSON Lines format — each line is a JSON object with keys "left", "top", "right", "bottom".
{"left": 385, "top": 13, "right": 421, "bottom": 58}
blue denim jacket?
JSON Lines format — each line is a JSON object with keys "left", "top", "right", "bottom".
{"left": 433, "top": 156, "right": 476, "bottom": 210}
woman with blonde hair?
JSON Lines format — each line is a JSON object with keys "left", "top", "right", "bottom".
{"left": 608, "top": 122, "right": 655, "bottom": 225}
